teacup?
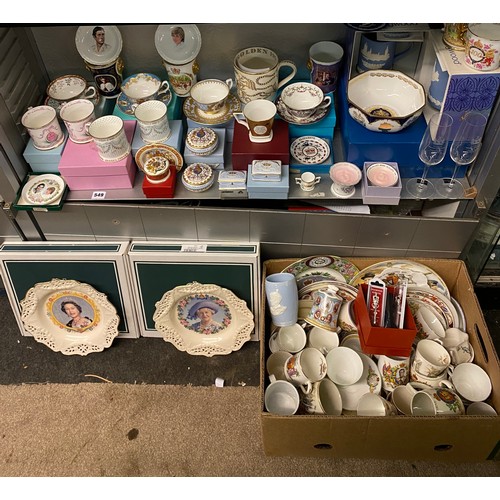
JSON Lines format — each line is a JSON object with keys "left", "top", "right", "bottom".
{"left": 134, "top": 100, "right": 171, "bottom": 144}
{"left": 448, "top": 340, "right": 474, "bottom": 365}
{"left": 280, "top": 82, "right": 331, "bottom": 119}
{"left": 300, "top": 378, "right": 343, "bottom": 415}
{"left": 415, "top": 306, "right": 446, "bottom": 341}
{"left": 59, "top": 98, "right": 95, "bottom": 144}
{"left": 87, "top": 115, "right": 130, "bottom": 162}
{"left": 465, "top": 23, "right": 500, "bottom": 71}
{"left": 326, "top": 346, "right": 364, "bottom": 386}
{"left": 295, "top": 171, "right": 321, "bottom": 192}
{"left": 413, "top": 339, "right": 451, "bottom": 377}
{"left": 377, "top": 354, "right": 410, "bottom": 393}
{"left": 357, "top": 393, "right": 397, "bottom": 416}
{"left": 389, "top": 382, "right": 429, "bottom": 415}
{"left": 121, "top": 72, "right": 170, "bottom": 107}
{"left": 285, "top": 347, "right": 328, "bottom": 394}
{"left": 268, "top": 323, "right": 306, "bottom": 354}
{"left": 233, "top": 99, "right": 276, "bottom": 143}
{"left": 466, "top": 402, "right": 498, "bottom": 416}
{"left": 234, "top": 46, "right": 297, "bottom": 103}
{"left": 443, "top": 328, "right": 469, "bottom": 350}
{"left": 306, "top": 325, "right": 339, "bottom": 355}
{"left": 190, "top": 78, "right": 233, "bottom": 115}
{"left": 47, "top": 74, "right": 97, "bottom": 102}
{"left": 21, "top": 105, "right": 65, "bottom": 151}
{"left": 266, "top": 350, "right": 292, "bottom": 381}
{"left": 410, "top": 362, "right": 448, "bottom": 388}
{"left": 264, "top": 375, "right": 300, "bottom": 416}
{"left": 444, "top": 363, "right": 492, "bottom": 403}
{"left": 411, "top": 387, "right": 465, "bottom": 416}
{"left": 339, "top": 332, "right": 362, "bottom": 352}
{"left": 338, "top": 300, "right": 358, "bottom": 336}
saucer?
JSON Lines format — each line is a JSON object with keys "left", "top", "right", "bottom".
{"left": 183, "top": 94, "right": 241, "bottom": 125}
{"left": 275, "top": 95, "right": 329, "bottom": 125}
{"left": 116, "top": 90, "right": 172, "bottom": 115}
{"left": 45, "top": 90, "right": 100, "bottom": 117}
{"left": 290, "top": 136, "right": 330, "bottom": 165}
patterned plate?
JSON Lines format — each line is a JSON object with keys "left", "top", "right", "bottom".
{"left": 183, "top": 94, "right": 241, "bottom": 125}
{"left": 21, "top": 174, "right": 66, "bottom": 205}
{"left": 290, "top": 136, "right": 330, "bottom": 165}
{"left": 275, "top": 95, "right": 329, "bottom": 125}
{"left": 154, "top": 24, "right": 202, "bottom": 65}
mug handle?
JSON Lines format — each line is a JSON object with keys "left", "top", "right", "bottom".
{"left": 225, "top": 78, "right": 234, "bottom": 90}
{"left": 439, "top": 379, "right": 455, "bottom": 391}
{"left": 299, "top": 382, "right": 312, "bottom": 394}
{"left": 295, "top": 178, "right": 302, "bottom": 185}
{"left": 269, "top": 374, "right": 277, "bottom": 384}
{"left": 84, "top": 86, "right": 97, "bottom": 100}
{"left": 157, "top": 80, "right": 170, "bottom": 97}
{"left": 276, "top": 60, "right": 297, "bottom": 90}
{"left": 233, "top": 112, "right": 249, "bottom": 130}
{"left": 317, "top": 95, "right": 332, "bottom": 111}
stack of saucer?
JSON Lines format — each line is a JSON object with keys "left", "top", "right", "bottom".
{"left": 182, "top": 163, "right": 215, "bottom": 192}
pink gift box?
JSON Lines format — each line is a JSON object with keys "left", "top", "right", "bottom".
{"left": 58, "top": 121, "right": 137, "bottom": 190}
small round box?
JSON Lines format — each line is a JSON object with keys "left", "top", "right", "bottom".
{"left": 186, "top": 127, "right": 218, "bottom": 156}
{"left": 182, "top": 163, "right": 215, "bottom": 192}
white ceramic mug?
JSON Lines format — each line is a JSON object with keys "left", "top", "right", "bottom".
{"left": 357, "top": 393, "right": 397, "bottom": 416}
{"left": 264, "top": 375, "right": 300, "bottom": 416}
{"left": 410, "top": 361, "right": 448, "bottom": 388}
{"left": 87, "top": 115, "right": 130, "bottom": 162}
{"left": 295, "top": 171, "right": 321, "bottom": 192}
{"left": 21, "top": 105, "right": 65, "bottom": 151}
{"left": 301, "top": 378, "right": 343, "bottom": 415}
{"left": 234, "top": 46, "right": 297, "bottom": 103}
{"left": 59, "top": 98, "right": 95, "bottom": 144}
{"left": 190, "top": 78, "right": 233, "bottom": 115}
{"left": 411, "top": 387, "right": 465, "bottom": 416}
{"left": 465, "top": 23, "right": 500, "bottom": 71}
{"left": 285, "top": 347, "right": 328, "bottom": 394}
{"left": 413, "top": 339, "right": 451, "bottom": 377}
{"left": 134, "top": 100, "right": 171, "bottom": 144}
{"left": 280, "top": 82, "right": 331, "bottom": 119}
{"left": 233, "top": 99, "right": 276, "bottom": 142}
{"left": 377, "top": 354, "right": 410, "bottom": 393}
{"left": 389, "top": 382, "right": 429, "bottom": 415}
{"left": 268, "top": 323, "right": 306, "bottom": 354}
{"left": 326, "top": 346, "right": 364, "bottom": 386}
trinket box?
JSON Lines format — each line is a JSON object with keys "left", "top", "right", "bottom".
{"left": 182, "top": 163, "right": 215, "bottom": 192}
{"left": 142, "top": 165, "right": 177, "bottom": 198}
{"left": 218, "top": 170, "right": 247, "bottom": 189}
{"left": 184, "top": 128, "right": 226, "bottom": 169}
{"left": 23, "top": 132, "right": 69, "bottom": 173}
{"left": 58, "top": 121, "right": 136, "bottom": 190}
{"left": 232, "top": 120, "right": 289, "bottom": 171}
{"left": 361, "top": 161, "right": 402, "bottom": 205}
{"left": 132, "top": 120, "right": 183, "bottom": 156}
{"left": 246, "top": 164, "right": 289, "bottom": 199}
{"left": 250, "top": 160, "right": 282, "bottom": 182}
{"left": 186, "top": 127, "right": 218, "bottom": 156}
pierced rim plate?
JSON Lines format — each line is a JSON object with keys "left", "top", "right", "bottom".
{"left": 75, "top": 25, "right": 123, "bottom": 66}
{"left": 19, "top": 279, "right": 120, "bottom": 356}
{"left": 183, "top": 94, "right": 241, "bottom": 125}
{"left": 116, "top": 89, "right": 172, "bottom": 115}
{"left": 153, "top": 282, "right": 254, "bottom": 357}
{"left": 290, "top": 136, "right": 330, "bottom": 164}
{"left": 275, "top": 95, "right": 329, "bottom": 125}
{"left": 154, "top": 24, "right": 202, "bottom": 65}
{"left": 21, "top": 174, "right": 66, "bottom": 205}
{"left": 349, "top": 259, "right": 450, "bottom": 297}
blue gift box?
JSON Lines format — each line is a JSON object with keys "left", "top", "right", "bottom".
{"left": 246, "top": 164, "right": 289, "bottom": 199}
{"left": 131, "top": 120, "right": 184, "bottom": 156}
{"left": 23, "top": 132, "right": 69, "bottom": 173}
{"left": 183, "top": 128, "right": 226, "bottom": 169}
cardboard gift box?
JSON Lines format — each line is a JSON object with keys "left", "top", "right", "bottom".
{"left": 260, "top": 257, "right": 500, "bottom": 461}
{"left": 361, "top": 161, "right": 402, "bottom": 205}
{"left": 183, "top": 128, "right": 226, "bottom": 168}
{"left": 246, "top": 164, "right": 289, "bottom": 199}
{"left": 131, "top": 120, "right": 184, "bottom": 156}
{"left": 58, "top": 121, "right": 137, "bottom": 190}
{"left": 23, "top": 132, "right": 69, "bottom": 173}
{"left": 141, "top": 166, "right": 177, "bottom": 198}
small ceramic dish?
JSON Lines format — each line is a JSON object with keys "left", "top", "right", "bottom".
{"left": 135, "top": 144, "right": 183, "bottom": 173}
{"left": 366, "top": 162, "right": 399, "bottom": 187}
{"left": 182, "top": 163, "right": 215, "bottom": 192}
{"left": 290, "top": 136, "right": 330, "bottom": 165}
{"left": 347, "top": 70, "right": 425, "bottom": 132}
{"left": 186, "top": 127, "right": 218, "bottom": 156}
{"left": 142, "top": 155, "right": 172, "bottom": 184}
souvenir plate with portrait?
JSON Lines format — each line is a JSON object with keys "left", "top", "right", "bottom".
{"left": 20, "top": 174, "right": 66, "bottom": 206}
{"left": 75, "top": 25, "right": 123, "bottom": 66}
{"left": 20, "top": 279, "right": 120, "bottom": 355}
{"left": 154, "top": 24, "right": 202, "bottom": 65}
{"left": 153, "top": 282, "right": 254, "bottom": 356}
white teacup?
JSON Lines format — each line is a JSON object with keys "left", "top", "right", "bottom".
{"left": 326, "top": 346, "right": 363, "bottom": 386}
{"left": 233, "top": 99, "right": 276, "bottom": 143}
{"left": 281, "top": 82, "right": 331, "bottom": 119}
{"left": 357, "top": 393, "right": 397, "bottom": 416}
{"left": 306, "top": 326, "right": 339, "bottom": 355}
{"left": 377, "top": 354, "right": 410, "bottom": 393}
{"left": 190, "top": 78, "right": 233, "bottom": 115}
{"left": 413, "top": 339, "right": 451, "bottom": 377}
{"left": 268, "top": 323, "right": 306, "bottom": 354}
{"left": 266, "top": 350, "right": 291, "bottom": 381}
{"left": 444, "top": 363, "right": 492, "bottom": 403}
{"left": 339, "top": 332, "right": 362, "bottom": 352}
{"left": 448, "top": 340, "right": 474, "bottom": 365}
{"left": 389, "top": 382, "right": 429, "bottom": 415}
{"left": 264, "top": 375, "right": 300, "bottom": 416}
{"left": 410, "top": 362, "right": 448, "bottom": 388}
{"left": 59, "top": 98, "right": 95, "bottom": 144}
{"left": 285, "top": 347, "right": 328, "bottom": 394}
{"left": 134, "top": 100, "right": 171, "bottom": 144}
{"left": 295, "top": 171, "right": 321, "bottom": 192}
{"left": 121, "top": 72, "right": 170, "bottom": 107}
{"left": 21, "top": 105, "right": 65, "bottom": 151}
{"left": 47, "top": 74, "right": 97, "bottom": 102}
{"left": 411, "top": 387, "right": 465, "bottom": 416}
{"left": 87, "top": 115, "right": 131, "bottom": 162}
{"left": 300, "top": 378, "right": 343, "bottom": 415}
{"left": 416, "top": 306, "right": 446, "bottom": 341}
{"left": 466, "top": 401, "right": 498, "bottom": 416}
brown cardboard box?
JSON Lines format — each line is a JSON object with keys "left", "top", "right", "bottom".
{"left": 261, "top": 258, "right": 500, "bottom": 461}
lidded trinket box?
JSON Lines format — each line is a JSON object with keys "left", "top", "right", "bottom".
{"left": 186, "top": 127, "right": 219, "bottom": 156}
{"left": 182, "top": 163, "right": 215, "bottom": 192}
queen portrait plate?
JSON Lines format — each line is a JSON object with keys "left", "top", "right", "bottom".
{"left": 116, "top": 89, "right": 172, "bottom": 115}
{"left": 290, "top": 136, "right": 330, "bottom": 165}
{"left": 155, "top": 24, "right": 202, "bottom": 65}
{"left": 21, "top": 174, "right": 66, "bottom": 206}
{"left": 75, "top": 25, "right": 123, "bottom": 66}
{"left": 183, "top": 94, "right": 241, "bottom": 125}
{"left": 275, "top": 95, "right": 329, "bottom": 125}
{"left": 153, "top": 282, "right": 254, "bottom": 357}
{"left": 19, "top": 279, "right": 120, "bottom": 356}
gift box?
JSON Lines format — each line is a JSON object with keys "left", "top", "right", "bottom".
{"left": 131, "top": 120, "right": 184, "bottom": 156}
{"left": 23, "top": 132, "right": 69, "bottom": 173}
{"left": 58, "top": 121, "right": 137, "bottom": 190}
{"left": 184, "top": 128, "right": 226, "bottom": 169}
{"left": 354, "top": 283, "right": 417, "bottom": 357}
{"left": 250, "top": 160, "right": 282, "bottom": 182}
{"left": 113, "top": 91, "right": 182, "bottom": 122}
{"left": 361, "top": 161, "right": 402, "bottom": 205}
{"left": 141, "top": 166, "right": 177, "bottom": 198}
{"left": 232, "top": 120, "right": 289, "bottom": 171}
{"left": 246, "top": 164, "right": 289, "bottom": 199}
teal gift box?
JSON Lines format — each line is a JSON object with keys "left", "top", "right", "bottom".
{"left": 247, "top": 164, "right": 289, "bottom": 199}
{"left": 23, "top": 133, "right": 69, "bottom": 173}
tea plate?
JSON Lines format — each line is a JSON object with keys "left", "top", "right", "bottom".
{"left": 155, "top": 24, "right": 202, "bottom": 65}
{"left": 75, "top": 25, "right": 123, "bottom": 66}
{"left": 153, "top": 281, "right": 254, "bottom": 357}
{"left": 116, "top": 89, "right": 172, "bottom": 115}
{"left": 19, "top": 278, "right": 120, "bottom": 356}
{"left": 183, "top": 94, "right": 241, "bottom": 125}
{"left": 275, "top": 95, "right": 329, "bottom": 125}
{"left": 21, "top": 174, "right": 66, "bottom": 206}
{"left": 290, "top": 136, "right": 330, "bottom": 165}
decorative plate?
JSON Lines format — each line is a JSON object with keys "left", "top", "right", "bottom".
{"left": 282, "top": 255, "right": 360, "bottom": 289}
{"left": 45, "top": 90, "right": 100, "bottom": 117}
{"left": 154, "top": 24, "right": 202, "bottom": 65}
{"left": 183, "top": 94, "right": 241, "bottom": 125}
{"left": 75, "top": 25, "right": 123, "bottom": 66}
{"left": 116, "top": 89, "right": 172, "bottom": 115}
{"left": 19, "top": 279, "right": 120, "bottom": 356}
{"left": 290, "top": 136, "right": 330, "bottom": 165}
{"left": 275, "top": 95, "right": 329, "bottom": 125}
{"left": 21, "top": 174, "right": 66, "bottom": 205}
{"left": 349, "top": 260, "right": 450, "bottom": 297}
{"left": 153, "top": 282, "right": 254, "bottom": 356}
{"left": 406, "top": 287, "right": 459, "bottom": 329}
{"left": 135, "top": 144, "right": 184, "bottom": 173}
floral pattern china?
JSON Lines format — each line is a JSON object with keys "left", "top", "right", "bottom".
{"left": 290, "top": 136, "right": 330, "bottom": 165}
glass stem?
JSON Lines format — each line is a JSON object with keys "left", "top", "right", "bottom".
{"left": 447, "top": 163, "right": 461, "bottom": 190}
{"left": 418, "top": 164, "right": 430, "bottom": 190}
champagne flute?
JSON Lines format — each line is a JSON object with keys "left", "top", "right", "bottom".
{"left": 436, "top": 111, "right": 488, "bottom": 198}
{"left": 406, "top": 113, "right": 453, "bottom": 199}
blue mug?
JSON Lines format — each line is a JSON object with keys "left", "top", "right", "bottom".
{"left": 357, "top": 34, "right": 409, "bottom": 73}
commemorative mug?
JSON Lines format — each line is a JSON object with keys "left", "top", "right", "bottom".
{"left": 233, "top": 99, "right": 276, "bottom": 143}
{"left": 47, "top": 74, "right": 97, "bottom": 103}
{"left": 443, "top": 23, "right": 468, "bottom": 51}
{"left": 21, "top": 105, "right": 65, "bottom": 151}
{"left": 464, "top": 23, "right": 500, "bottom": 71}
{"left": 357, "top": 33, "right": 409, "bottom": 72}
{"left": 285, "top": 347, "right": 328, "bottom": 394}
{"left": 411, "top": 387, "right": 465, "bottom": 416}
{"left": 308, "top": 40, "right": 344, "bottom": 93}
{"left": 305, "top": 285, "right": 343, "bottom": 331}
{"left": 265, "top": 272, "right": 299, "bottom": 327}
{"left": 161, "top": 58, "right": 199, "bottom": 97}
{"left": 377, "top": 354, "right": 410, "bottom": 393}
{"left": 59, "top": 98, "right": 95, "bottom": 144}
{"left": 134, "top": 100, "right": 171, "bottom": 144}
{"left": 87, "top": 115, "right": 130, "bottom": 162}
{"left": 300, "top": 378, "right": 342, "bottom": 415}
{"left": 86, "top": 56, "right": 123, "bottom": 99}
{"left": 234, "top": 46, "right": 297, "bottom": 103}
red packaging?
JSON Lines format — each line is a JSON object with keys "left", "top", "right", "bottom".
{"left": 141, "top": 166, "right": 177, "bottom": 198}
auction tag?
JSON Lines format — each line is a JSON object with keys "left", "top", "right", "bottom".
{"left": 181, "top": 244, "right": 208, "bottom": 253}
{"left": 91, "top": 191, "right": 106, "bottom": 200}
